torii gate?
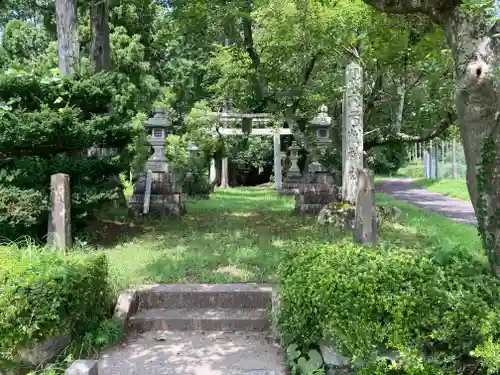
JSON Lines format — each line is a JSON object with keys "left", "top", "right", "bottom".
{"left": 209, "top": 111, "right": 292, "bottom": 191}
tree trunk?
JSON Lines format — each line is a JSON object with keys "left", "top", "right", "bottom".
{"left": 55, "top": 0, "right": 79, "bottom": 75}
{"left": 394, "top": 79, "right": 406, "bottom": 133}
{"left": 90, "top": 0, "right": 111, "bottom": 72}
{"left": 360, "top": 0, "right": 500, "bottom": 277}
{"left": 442, "top": 10, "right": 500, "bottom": 275}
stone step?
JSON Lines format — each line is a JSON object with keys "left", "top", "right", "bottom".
{"left": 136, "top": 283, "right": 273, "bottom": 309}
{"left": 128, "top": 308, "right": 270, "bottom": 333}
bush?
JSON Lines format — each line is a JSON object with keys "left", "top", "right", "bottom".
{"left": 0, "top": 186, "right": 48, "bottom": 240}
{"left": 0, "top": 247, "right": 112, "bottom": 362}
{"left": 366, "top": 144, "right": 407, "bottom": 175}
{"left": 277, "top": 239, "right": 500, "bottom": 374}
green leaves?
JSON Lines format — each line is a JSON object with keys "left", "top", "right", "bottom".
{"left": 0, "top": 250, "right": 111, "bottom": 361}
{"left": 277, "top": 238, "right": 500, "bottom": 373}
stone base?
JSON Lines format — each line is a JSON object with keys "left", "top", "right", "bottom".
{"left": 129, "top": 171, "right": 185, "bottom": 217}
{"left": 280, "top": 175, "right": 303, "bottom": 195}
{"left": 294, "top": 172, "right": 341, "bottom": 215}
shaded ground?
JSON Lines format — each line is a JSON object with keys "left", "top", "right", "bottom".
{"left": 376, "top": 178, "right": 476, "bottom": 226}
{"left": 99, "top": 331, "right": 285, "bottom": 375}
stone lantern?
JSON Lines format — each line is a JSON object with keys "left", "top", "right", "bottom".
{"left": 308, "top": 105, "right": 332, "bottom": 172}
{"left": 186, "top": 143, "right": 199, "bottom": 178}
{"left": 144, "top": 108, "right": 170, "bottom": 173}
{"left": 186, "top": 143, "right": 200, "bottom": 159}
{"left": 129, "top": 108, "right": 185, "bottom": 217}
{"left": 288, "top": 141, "right": 302, "bottom": 178}
{"left": 311, "top": 105, "right": 331, "bottom": 145}
{"left": 294, "top": 105, "right": 340, "bottom": 215}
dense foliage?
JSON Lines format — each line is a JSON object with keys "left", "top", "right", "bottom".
{"left": 0, "top": 247, "right": 111, "bottom": 364}
{"left": 0, "top": 66, "right": 158, "bottom": 240}
{"left": 277, "top": 238, "right": 500, "bottom": 374}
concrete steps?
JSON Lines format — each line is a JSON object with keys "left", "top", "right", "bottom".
{"left": 129, "top": 307, "right": 269, "bottom": 333}
{"left": 117, "top": 283, "right": 273, "bottom": 334}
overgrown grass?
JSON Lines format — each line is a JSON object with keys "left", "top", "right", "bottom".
{"left": 3, "top": 187, "right": 482, "bottom": 292}
{"left": 80, "top": 187, "right": 483, "bottom": 292}
{"left": 412, "top": 178, "right": 470, "bottom": 201}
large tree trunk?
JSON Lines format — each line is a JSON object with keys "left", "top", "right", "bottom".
{"left": 361, "top": 0, "right": 500, "bottom": 277}
{"left": 90, "top": 0, "right": 111, "bottom": 71}
{"left": 443, "top": 10, "right": 500, "bottom": 275}
{"left": 55, "top": 0, "right": 79, "bottom": 75}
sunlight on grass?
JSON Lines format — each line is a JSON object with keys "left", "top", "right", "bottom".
{"left": 412, "top": 178, "right": 470, "bottom": 201}
{"left": 75, "top": 187, "right": 485, "bottom": 291}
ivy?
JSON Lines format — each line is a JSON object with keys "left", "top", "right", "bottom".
{"left": 476, "top": 134, "right": 497, "bottom": 277}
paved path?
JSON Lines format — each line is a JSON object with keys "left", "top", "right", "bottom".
{"left": 99, "top": 331, "right": 285, "bottom": 375}
{"left": 376, "top": 178, "right": 477, "bottom": 226}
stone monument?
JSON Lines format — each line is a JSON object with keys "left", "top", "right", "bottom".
{"left": 342, "top": 62, "right": 364, "bottom": 204}
{"left": 47, "top": 173, "right": 72, "bottom": 251}
{"left": 280, "top": 141, "right": 303, "bottom": 195}
{"left": 129, "top": 108, "right": 185, "bottom": 216}
{"left": 354, "top": 169, "right": 377, "bottom": 244}
{"left": 295, "top": 105, "right": 341, "bottom": 215}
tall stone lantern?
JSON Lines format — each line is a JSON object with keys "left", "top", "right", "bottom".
{"left": 288, "top": 141, "right": 302, "bottom": 178}
{"left": 295, "top": 105, "right": 340, "bottom": 215}
{"left": 144, "top": 108, "right": 170, "bottom": 172}
{"left": 280, "top": 141, "right": 303, "bottom": 196}
{"left": 129, "top": 108, "right": 186, "bottom": 216}
{"left": 307, "top": 105, "right": 331, "bottom": 173}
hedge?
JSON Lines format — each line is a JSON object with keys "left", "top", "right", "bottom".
{"left": 0, "top": 247, "right": 112, "bottom": 362}
{"left": 277, "top": 238, "right": 500, "bottom": 374}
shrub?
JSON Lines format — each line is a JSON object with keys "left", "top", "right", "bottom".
{"left": 0, "top": 185, "right": 48, "bottom": 240}
{"left": 0, "top": 247, "right": 112, "bottom": 362}
{"left": 277, "top": 238, "right": 500, "bottom": 374}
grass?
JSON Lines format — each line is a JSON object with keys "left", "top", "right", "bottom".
{"left": 2, "top": 187, "right": 481, "bottom": 292}
{"left": 71, "top": 186, "right": 483, "bottom": 292}
{"left": 412, "top": 178, "right": 470, "bottom": 201}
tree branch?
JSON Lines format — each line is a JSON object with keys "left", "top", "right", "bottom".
{"left": 290, "top": 52, "right": 322, "bottom": 115}
{"left": 364, "top": 111, "right": 455, "bottom": 150}
{"left": 360, "top": 0, "right": 460, "bottom": 23}
{"left": 241, "top": 3, "right": 267, "bottom": 104}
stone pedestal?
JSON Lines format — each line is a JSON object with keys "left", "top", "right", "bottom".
{"left": 129, "top": 172, "right": 186, "bottom": 216}
{"left": 280, "top": 174, "right": 303, "bottom": 196}
{"left": 295, "top": 172, "right": 340, "bottom": 215}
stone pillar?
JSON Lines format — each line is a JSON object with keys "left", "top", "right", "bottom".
{"left": 273, "top": 132, "right": 282, "bottom": 191}
{"left": 47, "top": 173, "right": 72, "bottom": 251}
{"left": 220, "top": 157, "right": 229, "bottom": 188}
{"left": 354, "top": 169, "right": 377, "bottom": 244}
{"left": 209, "top": 158, "right": 217, "bottom": 185}
{"left": 342, "top": 62, "right": 364, "bottom": 204}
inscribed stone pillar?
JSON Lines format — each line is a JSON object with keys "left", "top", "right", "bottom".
{"left": 342, "top": 62, "right": 364, "bottom": 204}
{"left": 47, "top": 173, "right": 72, "bottom": 250}
{"left": 354, "top": 169, "right": 377, "bottom": 244}
{"left": 274, "top": 132, "right": 282, "bottom": 191}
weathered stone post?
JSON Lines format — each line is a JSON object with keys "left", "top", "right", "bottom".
{"left": 342, "top": 62, "right": 364, "bottom": 204}
{"left": 47, "top": 173, "right": 72, "bottom": 251}
{"left": 354, "top": 169, "right": 377, "bottom": 244}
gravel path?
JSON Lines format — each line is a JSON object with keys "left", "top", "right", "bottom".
{"left": 376, "top": 178, "right": 477, "bottom": 226}
{"left": 99, "top": 331, "right": 285, "bottom": 375}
